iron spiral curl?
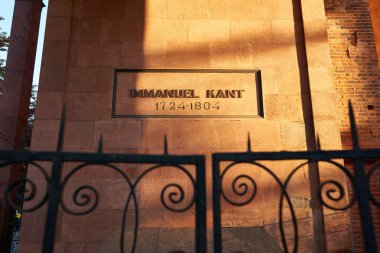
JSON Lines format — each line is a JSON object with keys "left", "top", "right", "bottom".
{"left": 222, "top": 173, "right": 257, "bottom": 206}
{"left": 160, "top": 183, "right": 193, "bottom": 212}
{"left": 60, "top": 163, "right": 133, "bottom": 216}
{"left": 63, "top": 185, "right": 99, "bottom": 216}
{"left": 315, "top": 160, "right": 356, "bottom": 211}
{"left": 136, "top": 164, "right": 196, "bottom": 213}
{"left": 219, "top": 161, "right": 298, "bottom": 253}
{"left": 1, "top": 162, "right": 50, "bottom": 212}
{"left": 220, "top": 162, "right": 259, "bottom": 206}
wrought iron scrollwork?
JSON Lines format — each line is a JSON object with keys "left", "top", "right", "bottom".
{"left": 0, "top": 154, "right": 202, "bottom": 253}
{"left": 218, "top": 161, "right": 298, "bottom": 253}
{"left": 60, "top": 163, "right": 133, "bottom": 216}
{"left": 58, "top": 162, "right": 196, "bottom": 253}
{"left": 1, "top": 161, "right": 50, "bottom": 212}
{"left": 0, "top": 103, "right": 379, "bottom": 253}
{"left": 315, "top": 161, "right": 356, "bottom": 211}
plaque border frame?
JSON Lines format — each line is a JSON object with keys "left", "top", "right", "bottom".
{"left": 111, "top": 69, "right": 264, "bottom": 118}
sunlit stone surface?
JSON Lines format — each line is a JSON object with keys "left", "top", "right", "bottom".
{"left": 16, "top": 0, "right": 355, "bottom": 252}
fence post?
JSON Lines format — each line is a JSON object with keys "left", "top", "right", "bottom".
{"left": 42, "top": 111, "right": 65, "bottom": 253}
{"left": 349, "top": 103, "right": 377, "bottom": 253}
{"left": 195, "top": 156, "right": 207, "bottom": 253}
{"left": 212, "top": 155, "right": 222, "bottom": 253}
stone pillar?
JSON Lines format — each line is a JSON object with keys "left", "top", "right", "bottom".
{"left": 0, "top": 0, "right": 44, "bottom": 251}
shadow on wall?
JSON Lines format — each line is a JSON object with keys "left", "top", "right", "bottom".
{"left": 22, "top": 0, "right": 357, "bottom": 252}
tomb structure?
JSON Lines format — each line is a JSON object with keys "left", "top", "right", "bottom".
{"left": 0, "top": 0, "right": 379, "bottom": 252}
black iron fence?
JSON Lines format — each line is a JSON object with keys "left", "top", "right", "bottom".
{"left": 0, "top": 103, "right": 379, "bottom": 253}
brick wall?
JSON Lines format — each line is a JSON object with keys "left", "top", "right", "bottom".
{"left": 325, "top": 0, "right": 380, "bottom": 149}
{"left": 369, "top": 0, "right": 380, "bottom": 68}
{"left": 325, "top": 0, "right": 380, "bottom": 252}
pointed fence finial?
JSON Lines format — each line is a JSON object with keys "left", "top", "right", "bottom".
{"left": 57, "top": 105, "right": 66, "bottom": 151}
{"left": 97, "top": 135, "right": 103, "bottom": 153}
{"left": 164, "top": 135, "right": 168, "bottom": 155}
{"left": 247, "top": 133, "right": 252, "bottom": 152}
{"left": 348, "top": 100, "right": 360, "bottom": 149}
{"left": 316, "top": 134, "right": 321, "bottom": 151}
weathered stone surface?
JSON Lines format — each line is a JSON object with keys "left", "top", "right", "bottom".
{"left": 82, "top": 227, "right": 282, "bottom": 253}
{"left": 166, "top": 43, "right": 210, "bottom": 67}
{"left": 17, "top": 0, "right": 354, "bottom": 252}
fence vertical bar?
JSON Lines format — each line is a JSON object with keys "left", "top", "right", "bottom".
{"left": 349, "top": 102, "right": 377, "bottom": 253}
{"left": 212, "top": 155, "right": 222, "bottom": 253}
{"left": 42, "top": 110, "right": 65, "bottom": 253}
{"left": 195, "top": 156, "right": 207, "bottom": 253}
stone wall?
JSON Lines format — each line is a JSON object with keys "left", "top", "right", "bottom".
{"left": 17, "top": 0, "right": 351, "bottom": 252}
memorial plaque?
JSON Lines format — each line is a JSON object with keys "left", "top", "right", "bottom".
{"left": 112, "top": 69, "right": 264, "bottom": 118}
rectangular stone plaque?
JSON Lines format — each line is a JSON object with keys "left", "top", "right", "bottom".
{"left": 112, "top": 69, "right": 263, "bottom": 118}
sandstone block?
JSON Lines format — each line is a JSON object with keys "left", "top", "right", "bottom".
{"left": 308, "top": 67, "right": 334, "bottom": 92}
{"left": 252, "top": 44, "right": 276, "bottom": 67}
{"left": 272, "top": 20, "right": 297, "bottom": 44}
{"left": 162, "top": 19, "right": 188, "bottom": 43}
{"left": 250, "top": 0, "right": 275, "bottom": 19}
{"left": 261, "top": 67, "right": 278, "bottom": 94}
{"left": 38, "top": 66, "right": 66, "bottom": 92}
{"left": 301, "top": 0, "right": 327, "bottom": 20}
{"left": 265, "top": 94, "right": 304, "bottom": 122}
{"left": 166, "top": 43, "right": 210, "bottom": 67}
{"left": 96, "top": 67, "right": 114, "bottom": 93}
{"left": 311, "top": 92, "right": 338, "bottom": 120}
{"left": 64, "top": 121, "right": 95, "bottom": 149}
{"left": 276, "top": 67, "right": 302, "bottom": 93}
{"left": 121, "top": 42, "right": 166, "bottom": 67}
{"left": 313, "top": 120, "right": 342, "bottom": 150}
{"left": 48, "top": 0, "right": 72, "bottom": 17}
{"left": 44, "top": 17, "right": 71, "bottom": 41}
{"left": 304, "top": 20, "right": 329, "bottom": 44}
{"left": 34, "top": 92, "right": 63, "bottom": 120}
{"left": 71, "top": 18, "right": 104, "bottom": 42}
{"left": 231, "top": 20, "right": 272, "bottom": 44}
{"left": 163, "top": 210, "right": 195, "bottom": 227}
{"left": 234, "top": 120, "right": 282, "bottom": 151}
{"left": 67, "top": 42, "right": 79, "bottom": 66}
{"left": 73, "top": 0, "right": 125, "bottom": 18}
{"left": 70, "top": 93, "right": 111, "bottom": 121}
{"left": 304, "top": 41, "right": 332, "bottom": 68}
{"left": 167, "top": 0, "right": 207, "bottom": 18}
{"left": 66, "top": 67, "right": 98, "bottom": 93}
{"left": 93, "top": 120, "right": 141, "bottom": 149}
{"left": 41, "top": 40, "right": 69, "bottom": 66}
{"left": 30, "top": 120, "right": 60, "bottom": 150}
{"left": 273, "top": 0, "right": 296, "bottom": 20}
{"left": 186, "top": 120, "right": 237, "bottom": 149}
{"left": 208, "top": 0, "right": 252, "bottom": 19}
{"left": 19, "top": 208, "right": 46, "bottom": 243}
{"left": 140, "top": 119, "right": 189, "bottom": 149}
{"left": 77, "top": 42, "right": 122, "bottom": 67}
{"left": 210, "top": 43, "right": 253, "bottom": 68}
{"left": 326, "top": 229, "right": 354, "bottom": 252}
{"left": 60, "top": 210, "right": 113, "bottom": 242}
{"left": 280, "top": 121, "right": 308, "bottom": 150}
{"left": 188, "top": 20, "right": 230, "bottom": 43}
